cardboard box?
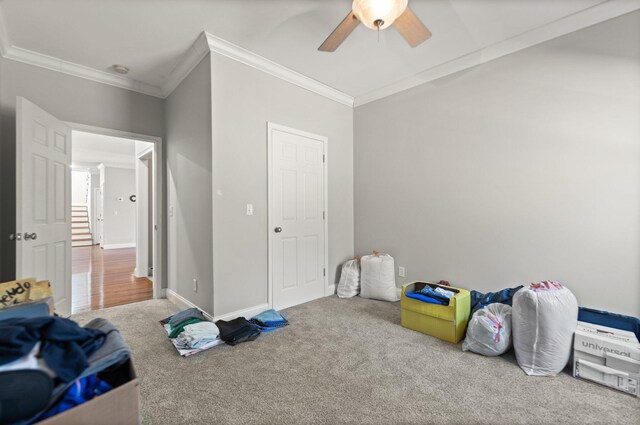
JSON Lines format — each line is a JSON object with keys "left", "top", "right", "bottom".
{"left": 0, "top": 279, "right": 52, "bottom": 309}
{"left": 401, "top": 281, "right": 470, "bottom": 343}
{"left": 37, "top": 359, "right": 141, "bottom": 424}
{"left": 573, "top": 321, "right": 640, "bottom": 397}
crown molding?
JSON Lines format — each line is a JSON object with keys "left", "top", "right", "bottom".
{"left": 354, "top": 0, "right": 640, "bottom": 107}
{"left": 160, "top": 32, "right": 211, "bottom": 98}
{"left": 2, "top": 0, "right": 635, "bottom": 107}
{"left": 0, "top": 5, "right": 164, "bottom": 98}
{"left": 204, "top": 32, "right": 355, "bottom": 107}
{"left": 4, "top": 45, "right": 164, "bottom": 97}
{"left": 0, "top": 8, "right": 9, "bottom": 57}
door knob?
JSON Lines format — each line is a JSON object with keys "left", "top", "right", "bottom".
{"left": 274, "top": 227, "right": 282, "bottom": 233}
{"left": 24, "top": 232, "right": 37, "bottom": 240}
{"left": 9, "top": 233, "right": 22, "bottom": 241}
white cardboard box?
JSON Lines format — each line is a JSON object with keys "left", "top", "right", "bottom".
{"left": 573, "top": 321, "right": 640, "bottom": 397}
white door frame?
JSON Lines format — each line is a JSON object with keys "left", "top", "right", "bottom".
{"left": 266, "top": 122, "right": 329, "bottom": 310}
{"left": 134, "top": 147, "right": 153, "bottom": 278}
{"left": 92, "top": 186, "right": 100, "bottom": 244}
{"left": 67, "top": 122, "right": 164, "bottom": 300}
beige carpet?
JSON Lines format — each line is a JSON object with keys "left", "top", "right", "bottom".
{"left": 72, "top": 296, "right": 640, "bottom": 425}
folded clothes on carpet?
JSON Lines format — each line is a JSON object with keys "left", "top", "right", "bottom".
{"left": 175, "top": 321, "right": 220, "bottom": 349}
{"left": 250, "top": 309, "right": 289, "bottom": 332}
{"left": 215, "top": 317, "right": 261, "bottom": 345}
{"left": 160, "top": 308, "right": 210, "bottom": 338}
{"left": 167, "top": 318, "right": 203, "bottom": 339}
{"left": 167, "top": 308, "right": 208, "bottom": 328}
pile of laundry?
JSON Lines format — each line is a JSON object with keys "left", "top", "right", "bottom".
{"left": 0, "top": 316, "right": 131, "bottom": 424}
{"left": 161, "top": 308, "right": 224, "bottom": 356}
{"left": 161, "top": 308, "right": 289, "bottom": 357}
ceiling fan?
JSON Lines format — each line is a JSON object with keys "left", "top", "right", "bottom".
{"left": 318, "top": 0, "right": 432, "bottom": 52}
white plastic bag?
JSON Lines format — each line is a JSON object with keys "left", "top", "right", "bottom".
{"left": 462, "top": 303, "right": 512, "bottom": 357}
{"left": 360, "top": 253, "right": 399, "bottom": 302}
{"left": 337, "top": 259, "right": 360, "bottom": 298}
{"left": 512, "top": 281, "right": 578, "bottom": 376}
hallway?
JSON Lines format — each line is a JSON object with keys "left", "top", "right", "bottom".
{"left": 72, "top": 245, "right": 153, "bottom": 314}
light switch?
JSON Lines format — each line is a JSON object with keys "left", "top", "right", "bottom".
{"left": 246, "top": 204, "right": 254, "bottom": 216}
{"left": 169, "top": 206, "right": 174, "bottom": 217}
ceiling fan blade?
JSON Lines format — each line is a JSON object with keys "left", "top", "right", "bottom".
{"left": 393, "top": 7, "right": 432, "bottom": 48}
{"left": 318, "top": 11, "right": 360, "bottom": 52}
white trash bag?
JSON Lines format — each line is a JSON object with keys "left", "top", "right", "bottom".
{"left": 360, "top": 252, "right": 399, "bottom": 302}
{"left": 462, "top": 303, "right": 513, "bottom": 357}
{"left": 512, "top": 280, "right": 578, "bottom": 376}
{"left": 337, "top": 259, "right": 360, "bottom": 298}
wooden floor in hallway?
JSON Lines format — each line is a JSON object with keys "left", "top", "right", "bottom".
{"left": 72, "top": 245, "right": 153, "bottom": 314}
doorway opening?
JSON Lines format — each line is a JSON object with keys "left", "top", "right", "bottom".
{"left": 70, "top": 130, "right": 155, "bottom": 313}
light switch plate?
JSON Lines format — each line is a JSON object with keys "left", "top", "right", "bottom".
{"left": 398, "top": 266, "right": 406, "bottom": 277}
{"left": 246, "top": 203, "right": 254, "bottom": 216}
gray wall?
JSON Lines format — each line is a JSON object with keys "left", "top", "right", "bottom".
{"left": 354, "top": 12, "right": 640, "bottom": 316}
{"left": 0, "top": 56, "right": 165, "bottom": 282}
{"left": 102, "top": 167, "right": 137, "bottom": 247}
{"left": 211, "top": 53, "right": 354, "bottom": 316}
{"left": 165, "top": 56, "right": 214, "bottom": 314}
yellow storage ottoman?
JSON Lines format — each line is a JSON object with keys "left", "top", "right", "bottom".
{"left": 401, "top": 281, "right": 470, "bottom": 343}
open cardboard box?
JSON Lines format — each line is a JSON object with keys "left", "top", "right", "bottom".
{"left": 401, "top": 281, "right": 470, "bottom": 343}
{"left": 37, "top": 359, "right": 140, "bottom": 425}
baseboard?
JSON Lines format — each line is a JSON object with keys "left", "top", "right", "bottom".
{"left": 213, "top": 303, "right": 269, "bottom": 322}
{"left": 102, "top": 243, "right": 136, "bottom": 250}
{"left": 133, "top": 267, "right": 150, "bottom": 278}
{"left": 165, "top": 289, "right": 215, "bottom": 321}
{"left": 165, "top": 289, "right": 269, "bottom": 323}
{"left": 326, "top": 284, "right": 336, "bottom": 297}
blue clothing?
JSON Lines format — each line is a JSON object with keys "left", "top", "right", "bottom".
{"left": 0, "top": 317, "right": 107, "bottom": 383}
{"left": 251, "top": 309, "right": 288, "bottom": 326}
{"left": 250, "top": 322, "right": 288, "bottom": 332}
{"left": 415, "top": 286, "right": 452, "bottom": 305}
{"left": 578, "top": 307, "right": 640, "bottom": 341}
{"left": 36, "top": 375, "right": 112, "bottom": 421}
{"left": 434, "top": 287, "right": 455, "bottom": 299}
{"left": 470, "top": 286, "right": 523, "bottom": 314}
{"left": 405, "top": 291, "right": 448, "bottom": 305}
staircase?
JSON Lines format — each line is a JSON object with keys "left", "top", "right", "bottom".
{"left": 72, "top": 205, "right": 94, "bottom": 247}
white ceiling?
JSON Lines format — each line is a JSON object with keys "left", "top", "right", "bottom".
{"left": 72, "top": 131, "right": 150, "bottom": 168}
{"left": 0, "top": 0, "right": 637, "bottom": 104}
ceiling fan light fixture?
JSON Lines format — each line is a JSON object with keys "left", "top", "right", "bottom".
{"left": 352, "top": 0, "right": 408, "bottom": 30}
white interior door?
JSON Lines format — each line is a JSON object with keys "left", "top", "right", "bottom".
{"left": 16, "top": 97, "right": 72, "bottom": 316}
{"left": 269, "top": 124, "right": 326, "bottom": 311}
